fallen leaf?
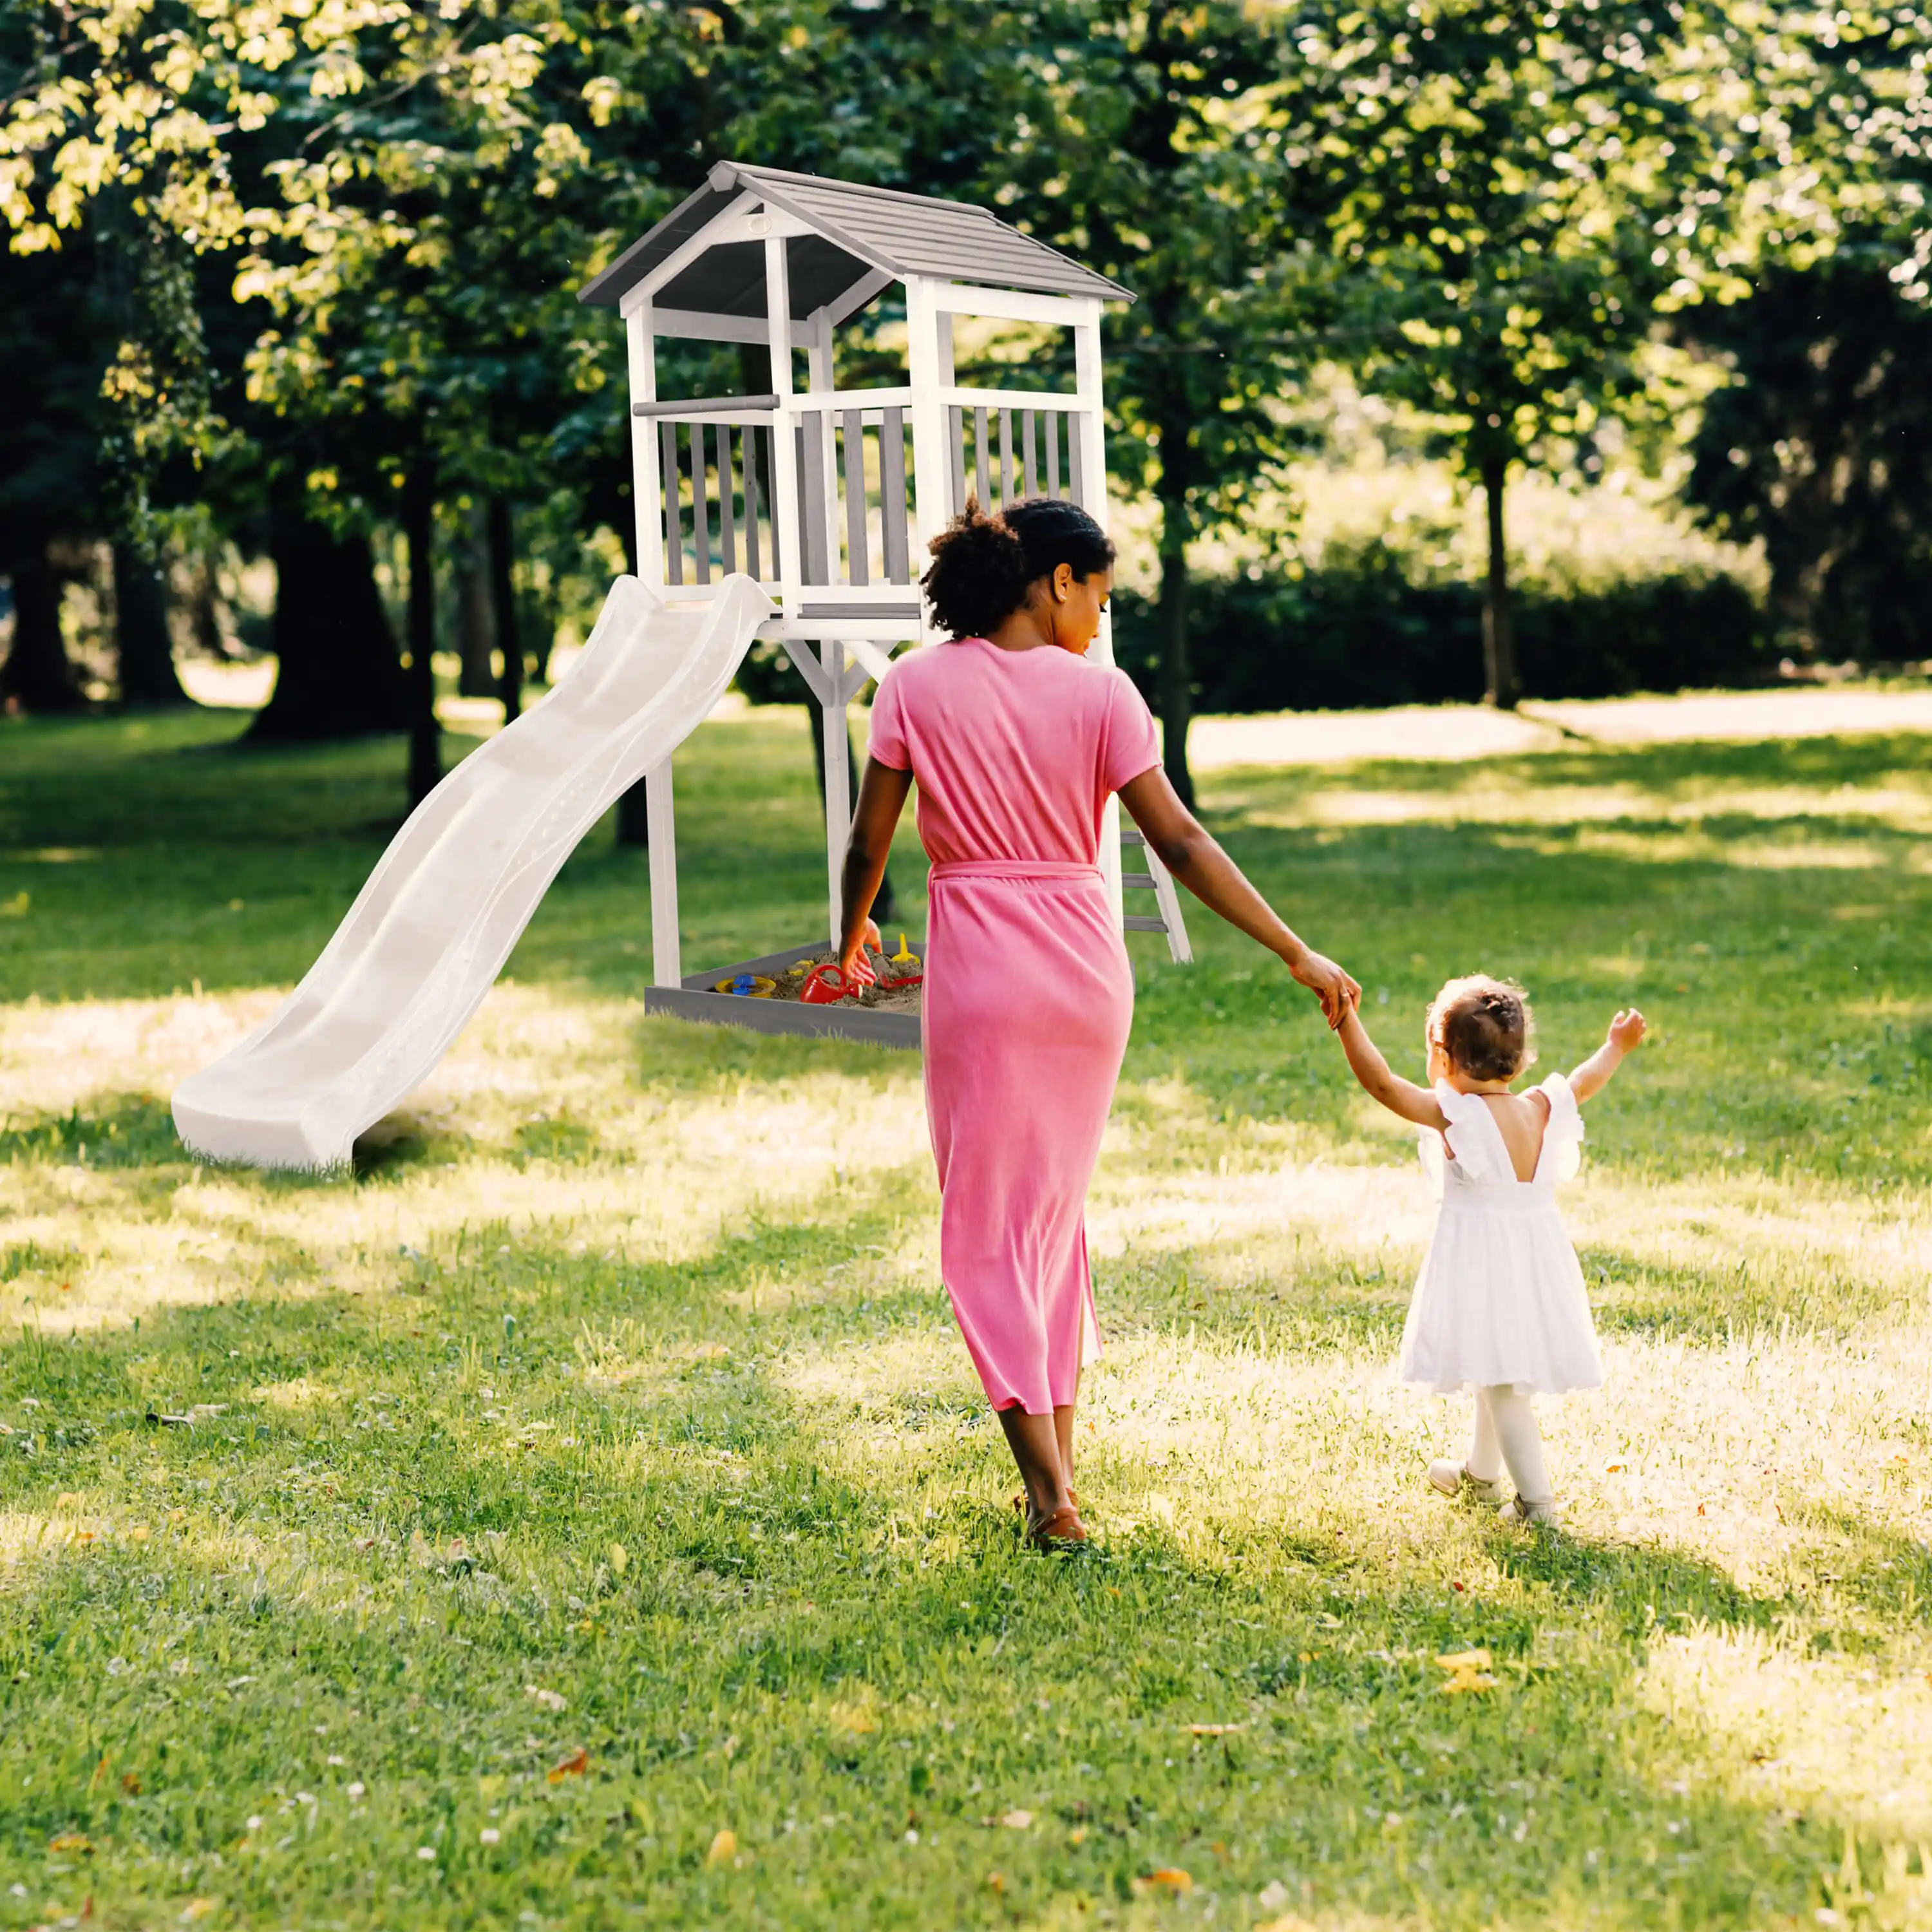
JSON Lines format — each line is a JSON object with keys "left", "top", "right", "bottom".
{"left": 526, "top": 1685, "right": 567, "bottom": 1712}
{"left": 1604, "top": 1460, "right": 1629, "bottom": 1475}
{"left": 1188, "top": 1723, "right": 1245, "bottom": 1736}
{"left": 608, "top": 1542, "right": 628, "bottom": 1577}
{"left": 1133, "top": 1868, "right": 1193, "bottom": 1896}
{"left": 49, "top": 1832, "right": 93, "bottom": 1853}
{"left": 1069, "top": 1827, "right": 1088, "bottom": 1846}
{"left": 999, "top": 1810, "right": 1033, "bottom": 1830}
{"left": 179, "top": 1900, "right": 216, "bottom": 1922}
{"left": 984, "top": 1871, "right": 1005, "bottom": 1893}
{"left": 705, "top": 1828, "right": 737, "bottom": 1867}
{"left": 1435, "top": 1649, "right": 1493, "bottom": 1671}
{"left": 547, "top": 1748, "right": 589, "bottom": 1783}
{"left": 120, "top": 1774, "right": 142, "bottom": 1796}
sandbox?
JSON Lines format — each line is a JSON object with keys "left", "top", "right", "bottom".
{"left": 642, "top": 940, "right": 925, "bottom": 1048}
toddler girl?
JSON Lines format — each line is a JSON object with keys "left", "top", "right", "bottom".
{"left": 1334, "top": 975, "right": 1645, "bottom": 1525}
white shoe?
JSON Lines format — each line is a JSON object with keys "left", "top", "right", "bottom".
{"left": 1428, "top": 1460, "right": 1508, "bottom": 1507}
{"left": 1499, "top": 1494, "right": 1560, "bottom": 1528}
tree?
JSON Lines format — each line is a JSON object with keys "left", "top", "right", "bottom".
{"left": 1272, "top": 1, "right": 1774, "bottom": 707}
{"left": 1003, "top": 1, "right": 1314, "bottom": 804}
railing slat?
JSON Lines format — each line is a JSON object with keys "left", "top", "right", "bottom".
{"left": 998, "top": 408, "right": 1014, "bottom": 509}
{"left": 842, "top": 409, "right": 868, "bottom": 587}
{"left": 1044, "top": 412, "right": 1061, "bottom": 500}
{"left": 880, "top": 406, "right": 909, "bottom": 583}
{"left": 800, "top": 413, "right": 829, "bottom": 585}
{"left": 973, "top": 405, "right": 990, "bottom": 509}
{"left": 1067, "top": 415, "right": 1086, "bottom": 509}
{"left": 661, "top": 421, "right": 683, "bottom": 585}
{"left": 948, "top": 406, "right": 967, "bottom": 520}
{"left": 690, "top": 422, "right": 710, "bottom": 583}
{"left": 718, "top": 426, "right": 738, "bottom": 577}
{"left": 743, "top": 424, "right": 762, "bottom": 580}
{"left": 1021, "top": 409, "right": 1038, "bottom": 499}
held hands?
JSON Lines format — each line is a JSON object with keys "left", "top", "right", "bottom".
{"left": 1289, "top": 949, "right": 1363, "bottom": 1030}
{"left": 838, "top": 919, "right": 883, "bottom": 988}
{"left": 1607, "top": 1007, "right": 1647, "bottom": 1054}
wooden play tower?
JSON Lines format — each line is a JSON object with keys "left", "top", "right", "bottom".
{"left": 579, "top": 160, "right": 1190, "bottom": 1041}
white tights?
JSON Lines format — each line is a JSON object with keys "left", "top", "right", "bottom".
{"left": 1466, "top": 1385, "right": 1553, "bottom": 1504}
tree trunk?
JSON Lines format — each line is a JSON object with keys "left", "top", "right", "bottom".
{"left": 489, "top": 497, "right": 522, "bottom": 725}
{"left": 250, "top": 498, "right": 408, "bottom": 741}
{"left": 113, "top": 542, "right": 191, "bottom": 708}
{"left": 1155, "top": 434, "right": 1195, "bottom": 808}
{"left": 1, "top": 536, "right": 82, "bottom": 713}
{"left": 455, "top": 502, "right": 496, "bottom": 699}
{"left": 1480, "top": 453, "right": 1519, "bottom": 710}
{"left": 403, "top": 477, "right": 442, "bottom": 807}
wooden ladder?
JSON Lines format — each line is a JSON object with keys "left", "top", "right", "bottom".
{"left": 1121, "top": 827, "right": 1193, "bottom": 964}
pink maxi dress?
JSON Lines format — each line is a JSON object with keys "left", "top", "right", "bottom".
{"left": 867, "top": 637, "right": 1161, "bottom": 1415}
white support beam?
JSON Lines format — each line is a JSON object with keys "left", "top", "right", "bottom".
{"left": 931, "top": 283, "right": 1092, "bottom": 328}
{"left": 647, "top": 761, "right": 681, "bottom": 988}
{"left": 648, "top": 308, "right": 772, "bottom": 345}
{"left": 820, "top": 641, "right": 852, "bottom": 952}
{"left": 903, "top": 277, "right": 950, "bottom": 643}
{"left": 625, "top": 300, "right": 663, "bottom": 586}
{"left": 806, "top": 316, "right": 840, "bottom": 584}
{"left": 1070, "top": 296, "right": 1125, "bottom": 927}
{"left": 764, "top": 234, "right": 801, "bottom": 602}
{"left": 824, "top": 267, "right": 896, "bottom": 328}
{"left": 619, "top": 191, "right": 759, "bottom": 316}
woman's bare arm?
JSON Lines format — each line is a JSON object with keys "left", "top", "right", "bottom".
{"left": 1116, "top": 765, "right": 1360, "bottom": 1026}
{"left": 837, "top": 758, "right": 914, "bottom": 981}
{"left": 1336, "top": 1004, "right": 1449, "bottom": 1130}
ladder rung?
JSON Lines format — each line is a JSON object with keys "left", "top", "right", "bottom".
{"left": 1122, "top": 871, "right": 1157, "bottom": 890}
{"left": 1123, "top": 914, "right": 1169, "bottom": 932}
{"left": 1121, "top": 828, "right": 1146, "bottom": 846}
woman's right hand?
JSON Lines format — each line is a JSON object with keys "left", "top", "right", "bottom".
{"left": 1287, "top": 947, "right": 1361, "bottom": 1029}
{"left": 839, "top": 918, "right": 882, "bottom": 988}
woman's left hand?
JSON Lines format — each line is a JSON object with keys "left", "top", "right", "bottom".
{"left": 1288, "top": 948, "right": 1361, "bottom": 1028}
{"left": 839, "top": 919, "right": 882, "bottom": 987}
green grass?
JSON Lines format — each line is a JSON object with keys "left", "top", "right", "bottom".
{"left": 3, "top": 701, "right": 1931, "bottom": 1929}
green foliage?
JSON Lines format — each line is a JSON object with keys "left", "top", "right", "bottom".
{"left": 1112, "top": 557, "right": 1770, "bottom": 712}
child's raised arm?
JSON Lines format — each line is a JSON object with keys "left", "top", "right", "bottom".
{"left": 1336, "top": 1002, "right": 1448, "bottom": 1130}
{"left": 1569, "top": 1008, "right": 1647, "bottom": 1103}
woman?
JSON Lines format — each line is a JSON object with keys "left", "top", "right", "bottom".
{"left": 838, "top": 500, "right": 1359, "bottom": 1547}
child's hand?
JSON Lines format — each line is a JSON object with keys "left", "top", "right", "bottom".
{"left": 1607, "top": 1008, "right": 1646, "bottom": 1053}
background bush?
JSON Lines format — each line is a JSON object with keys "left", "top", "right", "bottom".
{"left": 1111, "top": 547, "right": 1772, "bottom": 714}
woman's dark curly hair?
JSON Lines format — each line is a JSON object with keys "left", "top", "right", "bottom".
{"left": 1427, "top": 974, "right": 1537, "bottom": 1083}
{"left": 920, "top": 497, "right": 1116, "bottom": 639}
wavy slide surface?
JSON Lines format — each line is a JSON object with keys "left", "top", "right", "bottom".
{"left": 173, "top": 574, "right": 774, "bottom": 1170}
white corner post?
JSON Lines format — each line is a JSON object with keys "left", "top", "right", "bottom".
{"left": 904, "top": 278, "right": 951, "bottom": 645}
{"left": 803, "top": 308, "right": 856, "bottom": 951}
{"left": 1070, "top": 297, "right": 1126, "bottom": 928}
{"left": 625, "top": 297, "right": 683, "bottom": 990}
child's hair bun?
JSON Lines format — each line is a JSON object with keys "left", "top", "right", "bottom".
{"left": 1429, "top": 974, "right": 1535, "bottom": 1082}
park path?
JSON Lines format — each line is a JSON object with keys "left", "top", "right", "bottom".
{"left": 1184, "top": 685, "right": 1932, "bottom": 770}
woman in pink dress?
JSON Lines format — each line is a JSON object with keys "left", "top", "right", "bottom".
{"left": 837, "top": 500, "right": 1358, "bottom": 1547}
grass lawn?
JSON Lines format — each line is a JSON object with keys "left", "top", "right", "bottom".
{"left": 2, "top": 699, "right": 1930, "bottom": 1930}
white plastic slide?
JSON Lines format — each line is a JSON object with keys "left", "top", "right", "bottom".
{"left": 173, "top": 573, "right": 775, "bottom": 1170}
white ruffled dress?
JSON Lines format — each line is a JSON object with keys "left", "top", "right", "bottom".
{"left": 1397, "top": 1072, "right": 1603, "bottom": 1396}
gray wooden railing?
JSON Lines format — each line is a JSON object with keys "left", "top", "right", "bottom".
{"left": 945, "top": 403, "right": 1087, "bottom": 517}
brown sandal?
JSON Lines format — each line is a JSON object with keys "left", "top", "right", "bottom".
{"left": 1025, "top": 1503, "right": 1089, "bottom": 1549}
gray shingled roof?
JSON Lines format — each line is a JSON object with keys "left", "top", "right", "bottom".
{"left": 578, "top": 160, "right": 1132, "bottom": 314}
